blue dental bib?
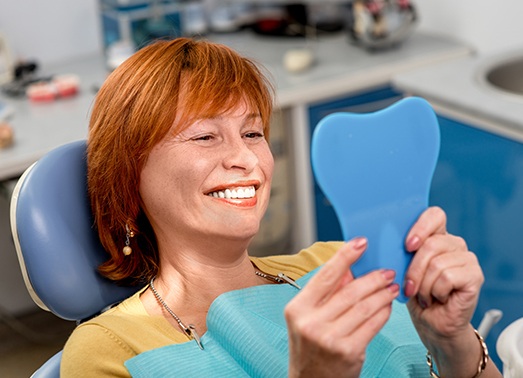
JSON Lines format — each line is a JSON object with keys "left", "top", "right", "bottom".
{"left": 125, "top": 269, "right": 427, "bottom": 377}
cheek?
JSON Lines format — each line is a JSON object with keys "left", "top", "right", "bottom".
{"left": 262, "top": 150, "right": 275, "bottom": 181}
{"left": 255, "top": 141, "right": 274, "bottom": 175}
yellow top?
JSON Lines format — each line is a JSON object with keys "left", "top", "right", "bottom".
{"left": 60, "top": 242, "right": 342, "bottom": 377}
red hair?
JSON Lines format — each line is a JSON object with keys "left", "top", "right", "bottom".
{"left": 87, "top": 38, "right": 274, "bottom": 284}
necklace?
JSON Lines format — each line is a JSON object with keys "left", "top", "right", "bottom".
{"left": 254, "top": 270, "right": 302, "bottom": 290}
{"left": 149, "top": 277, "right": 204, "bottom": 350}
{"left": 149, "top": 268, "right": 301, "bottom": 350}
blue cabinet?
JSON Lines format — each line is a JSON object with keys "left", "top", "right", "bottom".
{"left": 430, "top": 115, "right": 523, "bottom": 368}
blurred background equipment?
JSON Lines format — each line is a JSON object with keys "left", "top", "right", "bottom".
{"left": 0, "top": 33, "right": 14, "bottom": 86}
{"left": 348, "top": 0, "right": 417, "bottom": 50}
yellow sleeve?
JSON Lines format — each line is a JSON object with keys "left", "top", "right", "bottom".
{"left": 61, "top": 323, "right": 134, "bottom": 378}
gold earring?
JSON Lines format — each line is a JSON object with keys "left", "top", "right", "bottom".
{"left": 123, "top": 224, "right": 134, "bottom": 256}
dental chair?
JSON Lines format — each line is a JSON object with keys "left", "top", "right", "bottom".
{"left": 10, "top": 140, "right": 141, "bottom": 378}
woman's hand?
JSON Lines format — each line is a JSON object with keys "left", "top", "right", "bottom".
{"left": 404, "top": 206, "right": 500, "bottom": 377}
{"left": 404, "top": 206, "right": 482, "bottom": 335}
{"left": 284, "top": 238, "right": 399, "bottom": 378}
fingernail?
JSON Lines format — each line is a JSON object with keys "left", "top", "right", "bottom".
{"left": 381, "top": 269, "right": 396, "bottom": 281}
{"left": 417, "top": 295, "right": 428, "bottom": 309}
{"left": 388, "top": 283, "right": 400, "bottom": 295}
{"left": 404, "top": 279, "right": 415, "bottom": 297}
{"left": 406, "top": 236, "right": 420, "bottom": 251}
{"left": 351, "top": 237, "right": 367, "bottom": 251}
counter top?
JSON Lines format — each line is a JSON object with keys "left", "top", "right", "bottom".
{"left": 0, "top": 31, "right": 471, "bottom": 181}
{"left": 0, "top": 54, "right": 108, "bottom": 181}
{"left": 393, "top": 48, "right": 523, "bottom": 140}
{"left": 211, "top": 31, "right": 471, "bottom": 107}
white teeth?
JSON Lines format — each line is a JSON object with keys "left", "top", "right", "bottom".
{"left": 208, "top": 186, "right": 256, "bottom": 199}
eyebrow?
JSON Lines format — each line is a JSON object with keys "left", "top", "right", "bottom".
{"left": 203, "top": 112, "right": 261, "bottom": 121}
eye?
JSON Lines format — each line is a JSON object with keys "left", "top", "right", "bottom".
{"left": 193, "top": 134, "right": 214, "bottom": 141}
{"left": 244, "top": 132, "right": 264, "bottom": 139}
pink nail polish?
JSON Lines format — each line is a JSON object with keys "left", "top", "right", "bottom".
{"left": 407, "top": 236, "right": 420, "bottom": 251}
{"left": 388, "top": 283, "right": 400, "bottom": 294}
{"left": 351, "top": 237, "right": 367, "bottom": 251}
{"left": 404, "top": 279, "right": 415, "bottom": 297}
{"left": 381, "top": 269, "right": 396, "bottom": 281}
{"left": 417, "top": 295, "right": 428, "bottom": 309}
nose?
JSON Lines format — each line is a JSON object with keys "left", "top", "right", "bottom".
{"left": 222, "top": 136, "right": 258, "bottom": 172}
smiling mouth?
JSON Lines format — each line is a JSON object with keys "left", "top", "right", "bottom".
{"left": 207, "top": 186, "right": 256, "bottom": 199}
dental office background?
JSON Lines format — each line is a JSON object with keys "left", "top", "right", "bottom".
{"left": 1, "top": 0, "right": 522, "bottom": 314}
{"left": 1, "top": 0, "right": 523, "bottom": 68}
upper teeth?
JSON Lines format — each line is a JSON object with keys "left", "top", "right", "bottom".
{"left": 208, "top": 186, "right": 256, "bottom": 199}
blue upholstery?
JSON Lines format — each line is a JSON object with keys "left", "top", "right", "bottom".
{"left": 31, "top": 351, "right": 62, "bottom": 378}
{"left": 310, "top": 97, "right": 440, "bottom": 302}
{"left": 10, "top": 140, "right": 141, "bottom": 377}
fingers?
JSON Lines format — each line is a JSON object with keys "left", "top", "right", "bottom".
{"left": 286, "top": 269, "right": 398, "bottom": 360}
{"left": 404, "top": 227, "right": 483, "bottom": 309}
{"left": 315, "top": 296, "right": 395, "bottom": 358}
{"left": 414, "top": 248, "right": 482, "bottom": 307}
{"left": 405, "top": 206, "right": 447, "bottom": 252}
{"left": 328, "top": 274, "right": 399, "bottom": 351}
{"left": 285, "top": 238, "right": 399, "bottom": 365}
{"left": 337, "top": 301, "right": 393, "bottom": 353}
{"left": 315, "top": 268, "right": 398, "bottom": 322}
{"left": 298, "top": 237, "right": 367, "bottom": 306}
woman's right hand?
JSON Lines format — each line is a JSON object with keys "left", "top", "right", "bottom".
{"left": 284, "top": 238, "right": 399, "bottom": 378}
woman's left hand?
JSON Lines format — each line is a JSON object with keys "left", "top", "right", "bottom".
{"left": 404, "top": 206, "right": 483, "bottom": 335}
{"left": 403, "top": 206, "right": 494, "bottom": 376}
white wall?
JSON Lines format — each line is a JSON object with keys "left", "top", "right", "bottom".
{"left": 416, "top": 0, "right": 523, "bottom": 54}
{"left": 1, "top": 1, "right": 523, "bottom": 65}
{"left": 0, "top": 0, "right": 102, "bottom": 65}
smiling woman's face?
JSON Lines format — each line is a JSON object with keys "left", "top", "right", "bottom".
{"left": 139, "top": 100, "right": 274, "bottom": 250}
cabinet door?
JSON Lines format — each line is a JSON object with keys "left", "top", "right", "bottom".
{"left": 308, "top": 86, "right": 403, "bottom": 241}
{"left": 430, "top": 115, "right": 523, "bottom": 368}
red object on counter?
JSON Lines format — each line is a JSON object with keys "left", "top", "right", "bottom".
{"left": 27, "top": 82, "right": 56, "bottom": 102}
{"left": 54, "top": 74, "right": 80, "bottom": 97}
{"left": 26, "top": 74, "right": 80, "bottom": 102}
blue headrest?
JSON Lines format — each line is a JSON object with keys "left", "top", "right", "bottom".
{"left": 10, "top": 140, "right": 140, "bottom": 322}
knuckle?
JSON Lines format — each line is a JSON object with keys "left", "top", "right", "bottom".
{"left": 465, "top": 251, "right": 485, "bottom": 283}
{"left": 430, "top": 206, "right": 447, "bottom": 223}
{"left": 438, "top": 268, "right": 454, "bottom": 286}
{"left": 430, "top": 254, "right": 446, "bottom": 272}
{"left": 292, "top": 316, "right": 320, "bottom": 341}
{"left": 422, "top": 236, "right": 439, "bottom": 252}
{"left": 317, "top": 329, "right": 338, "bottom": 351}
{"left": 451, "top": 234, "right": 468, "bottom": 250}
{"left": 339, "top": 344, "right": 365, "bottom": 365}
{"left": 284, "top": 301, "right": 301, "bottom": 321}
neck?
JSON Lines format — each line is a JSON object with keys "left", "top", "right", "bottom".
{"left": 141, "top": 244, "right": 263, "bottom": 333}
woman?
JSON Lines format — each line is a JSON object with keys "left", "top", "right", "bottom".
{"left": 61, "top": 37, "right": 501, "bottom": 377}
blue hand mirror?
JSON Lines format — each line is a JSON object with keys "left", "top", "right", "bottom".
{"left": 311, "top": 96, "right": 440, "bottom": 302}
